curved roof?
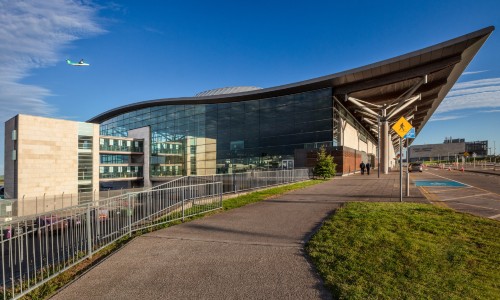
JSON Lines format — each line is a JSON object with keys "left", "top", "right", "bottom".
{"left": 88, "top": 26, "right": 494, "bottom": 146}
{"left": 195, "top": 86, "right": 263, "bottom": 97}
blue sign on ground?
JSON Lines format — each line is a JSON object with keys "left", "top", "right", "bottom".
{"left": 415, "top": 180, "right": 466, "bottom": 187}
{"left": 404, "top": 127, "right": 415, "bottom": 138}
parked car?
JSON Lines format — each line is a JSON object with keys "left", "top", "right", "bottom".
{"left": 1, "top": 225, "right": 24, "bottom": 239}
{"left": 409, "top": 163, "right": 423, "bottom": 172}
{"left": 35, "top": 215, "right": 68, "bottom": 235}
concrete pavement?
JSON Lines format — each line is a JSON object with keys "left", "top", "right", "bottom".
{"left": 52, "top": 173, "right": 428, "bottom": 300}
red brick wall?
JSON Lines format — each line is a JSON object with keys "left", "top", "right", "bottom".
{"left": 295, "top": 146, "right": 377, "bottom": 175}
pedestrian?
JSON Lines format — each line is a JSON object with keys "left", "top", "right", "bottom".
{"left": 360, "top": 161, "right": 366, "bottom": 175}
{"left": 366, "top": 162, "right": 371, "bottom": 175}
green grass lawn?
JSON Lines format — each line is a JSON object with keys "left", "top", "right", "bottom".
{"left": 307, "top": 202, "right": 500, "bottom": 299}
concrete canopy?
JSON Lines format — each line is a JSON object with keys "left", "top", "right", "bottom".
{"left": 89, "top": 26, "right": 494, "bottom": 151}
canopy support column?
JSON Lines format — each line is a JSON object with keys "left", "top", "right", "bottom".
{"left": 381, "top": 108, "right": 389, "bottom": 174}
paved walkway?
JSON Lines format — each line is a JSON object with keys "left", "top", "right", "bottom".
{"left": 52, "top": 173, "right": 428, "bottom": 300}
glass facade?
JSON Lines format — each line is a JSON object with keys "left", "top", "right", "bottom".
{"left": 78, "top": 135, "right": 93, "bottom": 203}
{"left": 99, "top": 166, "right": 143, "bottom": 179}
{"left": 99, "top": 88, "right": 335, "bottom": 176}
{"left": 99, "top": 138, "right": 143, "bottom": 152}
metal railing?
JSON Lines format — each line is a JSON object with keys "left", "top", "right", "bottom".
{"left": 151, "top": 169, "right": 311, "bottom": 194}
{"left": 99, "top": 145, "right": 143, "bottom": 153}
{"left": 0, "top": 182, "right": 222, "bottom": 299}
{"left": 0, "top": 168, "right": 311, "bottom": 299}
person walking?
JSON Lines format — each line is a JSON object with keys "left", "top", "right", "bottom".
{"left": 366, "top": 162, "right": 371, "bottom": 175}
{"left": 360, "top": 161, "right": 366, "bottom": 175}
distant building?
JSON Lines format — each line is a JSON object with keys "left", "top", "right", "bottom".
{"left": 409, "top": 137, "right": 488, "bottom": 162}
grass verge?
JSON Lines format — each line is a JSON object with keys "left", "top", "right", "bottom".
{"left": 17, "top": 179, "right": 325, "bottom": 299}
{"left": 307, "top": 202, "right": 500, "bottom": 299}
{"left": 223, "top": 180, "right": 324, "bottom": 211}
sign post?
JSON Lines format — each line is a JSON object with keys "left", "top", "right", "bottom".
{"left": 392, "top": 117, "right": 413, "bottom": 202}
{"left": 404, "top": 128, "right": 416, "bottom": 196}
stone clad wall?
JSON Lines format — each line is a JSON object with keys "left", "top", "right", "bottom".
{"left": 17, "top": 115, "right": 80, "bottom": 198}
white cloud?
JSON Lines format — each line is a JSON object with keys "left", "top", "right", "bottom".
{"left": 0, "top": 0, "right": 105, "bottom": 123}
{"left": 462, "top": 70, "right": 487, "bottom": 75}
{"left": 0, "top": 0, "right": 105, "bottom": 174}
{"left": 435, "top": 78, "right": 500, "bottom": 114}
{"left": 429, "top": 115, "right": 464, "bottom": 122}
{"left": 479, "top": 109, "right": 500, "bottom": 113}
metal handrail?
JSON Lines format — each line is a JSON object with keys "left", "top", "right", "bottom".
{"left": 0, "top": 169, "right": 311, "bottom": 299}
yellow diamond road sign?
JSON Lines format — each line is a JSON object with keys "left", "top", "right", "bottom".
{"left": 392, "top": 116, "right": 413, "bottom": 138}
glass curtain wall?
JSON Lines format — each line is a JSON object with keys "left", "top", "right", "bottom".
{"left": 99, "top": 88, "right": 334, "bottom": 177}
{"left": 78, "top": 135, "right": 93, "bottom": 203}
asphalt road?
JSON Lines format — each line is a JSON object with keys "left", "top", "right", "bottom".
{"left": 409, "top": 167, "right": 500, "bottom": 220}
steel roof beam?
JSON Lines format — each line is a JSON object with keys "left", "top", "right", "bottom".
{"left": 386, "top": 94, "right": 421, "bottom": 120}
{"left": 346, "top": 96, "right": 379, "bottom": 116}
{"left": 387, "top": 75, "right": 427, "bottom": 107}
{"left": 355, "top": 110, "right": 379, "bottom": 120}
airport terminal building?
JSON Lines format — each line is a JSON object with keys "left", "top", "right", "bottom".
{"left": 3, "top": 26, "right": 494, "bottom": 213}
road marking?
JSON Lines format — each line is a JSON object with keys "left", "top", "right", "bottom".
{"left": 425, "top": 171, "right": 500, "bottom": 197}
{"left": 418, "top": 186, "right": 449, "bottom": 208}
{"left": 424, "top": 186, "right": 472, "bottom": 193}
{"left": 420, "top": 171, "right": 471, "bottom": 187}
{"left": 451, "top": 202, "right": 500, "bottom": 212}
{"left": 439, "top": 193, "right": 493, "bottom": 202}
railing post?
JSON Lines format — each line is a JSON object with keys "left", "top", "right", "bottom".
{"left": 182, "top": 187, "right": 185, "bottom": 221}
{"left": 219, "top": 182, "right": 223, "bottom": 208}
{"left": 233, "top": 173, "right": 236, "bottom": 193}
{"left": 86, "top": 204, "right": 93, "bottom": 258}
{"left": 128, "top": 194, "right": 132, "bottom": 237}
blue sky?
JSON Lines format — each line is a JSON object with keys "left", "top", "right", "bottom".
{"left": 1, "top": 0, "right": 499, "bottom": 174}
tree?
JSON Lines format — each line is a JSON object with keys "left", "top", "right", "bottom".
{"left": 314, "top": 146, "right": 337, "bottom": 179}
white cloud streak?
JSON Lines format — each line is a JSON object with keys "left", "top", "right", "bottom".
{"left": 479, "top": 109, "right": 500, "bottom": 113}
{"left": 435, "top": 78, "right": 500, "bottom": 114}
{"left": 462, "top": 70, "right": 487, "bottom": 75}
{"left": 0, "top": 0, "right": 105, "bottom": 174}
{"left": 429, "top": 115, "right": 464, "bottom": 122}
{"left": 0, "top": 0, "right": 105, "bottom": 123}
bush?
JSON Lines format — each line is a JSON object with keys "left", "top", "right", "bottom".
{"left": 313, "top": 146, "right": 336, "bottom": 179}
